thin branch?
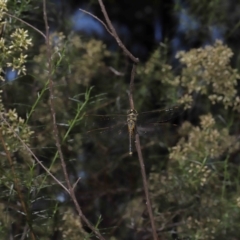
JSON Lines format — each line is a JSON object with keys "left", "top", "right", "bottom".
{"left": 0, "top": 116, "right": 103, "bottom": 240}
{"left": 97, "top": 0, "right": 139, "bottom": 63}
{"left": 3, "top": 12, "right": 46, "bottom": 39}
{"left": 128, "top": 63, "right": 137, "bottom": 109}
{"left": 42, "top": 0, "right": 71, "bottom": 193}
{"left": 93, "top": 1, "right": 158, "bottom": 239}
{"left": 135, "top": 134, "right": 158, "bottom": 240}
{"left": 108, "top": 66, "right": 125, "bottom": 76}
{"left": 42, "top": 2, "right": 106, "bottom": 239}
{"left": 0, "top": 114, "right": 69, "bottom": 193}
{"left": 73, "top": 177, "right": 81, "bottom": 190}
{"left": 79, "top": 8, "right": 113, "bottom": 37}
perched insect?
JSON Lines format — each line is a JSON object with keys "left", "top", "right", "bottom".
{"left": 83, "top": 106, "right": 183, "bottom": 155}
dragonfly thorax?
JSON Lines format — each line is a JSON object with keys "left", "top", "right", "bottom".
{"left": 127, "top": 109, "right": 138, "bottom": 123}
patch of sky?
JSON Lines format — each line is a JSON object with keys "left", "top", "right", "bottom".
{"left": 171, "top": 36, "right": 185, "bottom": 55}
{"left": 154, "top": 16, "right": 162, "bottom": 43}
{"left": 177, "top": 8, "right": 199, "bottom": 33}
{"left": 202, "top": 25, "right": 225, "bottom": 46}
{"left": 71, "top": 10, "right": 105, "bottom": 37}
{"left": 209, "top": 25, "right": 225, "bottom": 42}
{"left": 5, "top": 68, "right": 17, "bottom": 81}
{"left": 171, "top": 4, "right": 199, "bottom": 62}
{"left": 78, "top": 170, "right": 87, "bottom": 180}
{"left": 57, "top": 193, "right": 66, "bottom": 203}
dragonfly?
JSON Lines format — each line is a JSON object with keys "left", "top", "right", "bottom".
{"left": 83, "top": 106, "right": 183, "bottom": 156}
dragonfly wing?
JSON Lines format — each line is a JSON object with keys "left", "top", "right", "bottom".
{"left": 137, "top": 105, "right": 184, "bottom": 124}
{"left": 136, "top": 105, "right": 185, "bottom": 138}
{"left": 82, "top": 114, "right": 128, "bottom": 139}
{"left": 82, "top": 115, "right": 129, "bottom": 155}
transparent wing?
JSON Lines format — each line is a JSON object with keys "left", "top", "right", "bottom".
{"left": 82, "top": 105, "right": 183, "bottom": 136}
{"left": 81, "top": 105, "right": 183, "bottom": 155}
{"left": 137, "top": 105, "right": 183, "bottom": 124}
{"left": 135, "top": 105, "right": 184, "bottom": 140}
{"left": 82, "top": 114, "right": 130, "bottom": 155}
{"left": 82, "top": 114, "right": 128, "bottom": 138}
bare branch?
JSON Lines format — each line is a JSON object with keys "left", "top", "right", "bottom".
{"left": 42, "top": 0, "right": 72, "bottom": 193}
{"left": 0, "top": 113, "right": 69, "bottom": 193}
{"left": 108, "top": 66, "right": 125, "bottom": 76}
{"left": 135, "top": 134, "right": 158, "bottom": 240}
{"left": 128, "top": 63, "right": 137, "bottom": 109}
{"left": 42, "top": 2, "right": 106, "bottom": 239}
{"left": 4, "top": 12, "right": 46, "bottom": 39}
{"left": 92, "top": 2, "right": 158, "bottom": 239}
{"left": 79, "top": 8, "right": 113, "bottom": 37}
{"left": 97, "top": 0, "right": 139, "bottom": 63}
{"left": 73, "top": 177, "right": 81, "bottom": 190}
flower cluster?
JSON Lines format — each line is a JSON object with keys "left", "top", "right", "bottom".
{"left": 0, "top": 27, "right": 32, "bottom": 78}
{"left": 0, "top": 1, "right": 33, "bottom": 79}
{"left": 175, "top": 40, "right": 240, "bottom": 110}
{"left": 170, "top": 114, "right": 238, "bottom": 162}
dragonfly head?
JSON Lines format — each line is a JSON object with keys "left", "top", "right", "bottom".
{"left": 127, "top": 109, "right": 138, "bottom": 115}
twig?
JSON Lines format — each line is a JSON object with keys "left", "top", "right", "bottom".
{"left": 42, "top": 0, "right": 71, "bottom": 191}
{"left": 97, "top": 0, "right": 139, "bottom": 63}
{"left": 79, "top": 8, "right": 113, "bottom": 37}
{"left": 128, "top": 63, "right": 137, "bottom": 109}
{"left": 135, "top": 134, "right": 158, "bottom": 240}
{"left": 94, "top": 1, "right": 158, "bottom": 239}
{"left": 0, "top": 113, "right": 69, "bottom": 193}
{"left": 3, "top": 12, "right": 46, "bottom": 39}
{"left": 1, "top": 112, "right": 106, "bottom": 239}
{"left": 108, "top": 66, "right": 125, "bottom": 76}
{"left": 73, "top": 177, "right": 81, "bottom": 190}
{"left": 42, "top": 1, "right": 106, "bottom": 239}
